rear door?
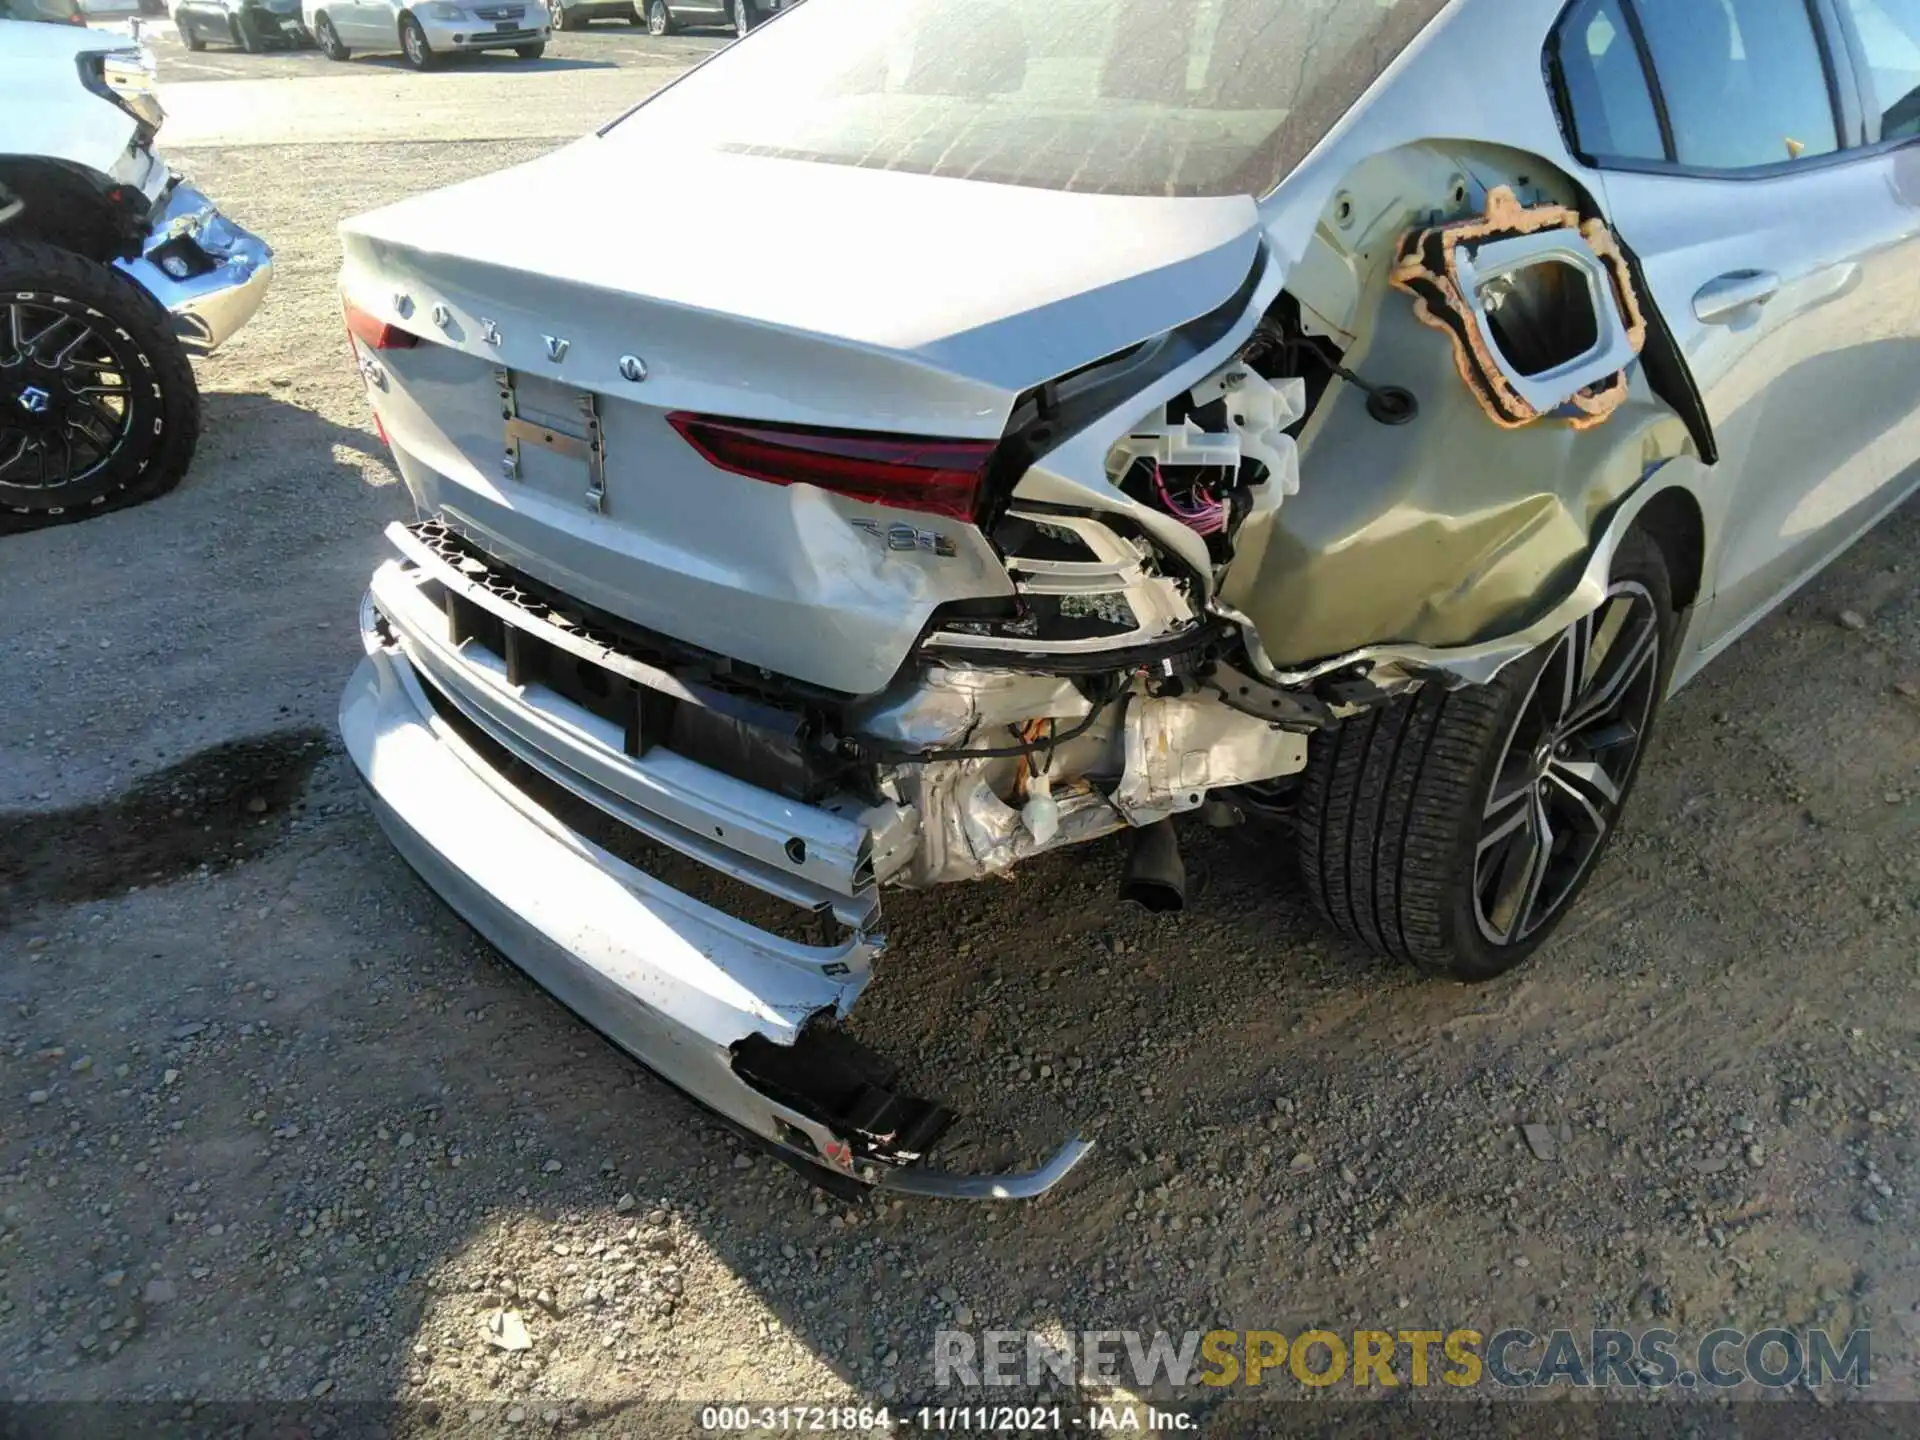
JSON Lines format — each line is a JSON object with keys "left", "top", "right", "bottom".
{"left": 1552, "top": 0, "right": 1920, "bottom": 656}
{"left": 334, "top": 0, "right": 386, "bottom": 46}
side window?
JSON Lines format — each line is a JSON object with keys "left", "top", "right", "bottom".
{"left": 1832, "top": 0, "right": 1920, "bottom": 139}
{"left": 1637, "top": 0, "right": 1839, "bottom": 168}
{"left": 1554, "top": 0, "right": 1667, "bottom": 161}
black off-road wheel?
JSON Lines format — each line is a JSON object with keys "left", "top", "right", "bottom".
{"left": 0, "top": 242, "right": 201, "bottom": 535}
{"left": 1294, "top": 530, "right": 1675, "bottom": 981}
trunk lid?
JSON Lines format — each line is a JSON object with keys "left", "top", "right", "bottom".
{"left": 341, "top": 142, "right": 1259, "bottom": 695}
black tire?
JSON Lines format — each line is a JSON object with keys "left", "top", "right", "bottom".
{"left": 1294, "top": 530, "right": 1675, "bottom": 981}
{"left": 0, "top": 241, "right": 201, "bottom": 535}
{"left": 399, "top": 13, "right": 439, "bottom": 67}
{"left": 514, "top": 41, "right": 545, "bottom": 56}
{"left": 179, "top": 19, "right": 206, "bottom": 49}
{"left": 314, "top": 11, "right": 350, "bottom": 57}
{"left": 645, "top": 0, "right": 673, "bottom": 32}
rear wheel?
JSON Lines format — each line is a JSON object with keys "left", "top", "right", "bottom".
{"left": 314, "top": 11, "right": 349, "bottom": 57}
{"left": 1293, "top": 530, "right": 1673, "bottom": 981}
{"left": 399, "top": 12, "right": 438, "bottom": 67}
{"left": 0, "top": 242, "right": 201, "bottom": 534}
{"left": 733, "top": 0, "right": 750, "bottom": 36}
{"left": 645, "top": 0, "right": 672, "bottom": 31}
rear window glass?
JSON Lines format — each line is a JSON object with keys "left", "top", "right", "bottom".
{"left": 1554, "top": 0, "right": 1666, "bottom": 160}
{"left": 1637, "top": 0, "right": 1839, "bottom": 168}
{"left": 1833, "top": 0, "right": 1920, "bottom": 139}
{"left": 604, "top": 0, "right": 1449, "bottom": 197}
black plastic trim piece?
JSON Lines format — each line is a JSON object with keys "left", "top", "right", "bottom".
{"left": 1614, "top": 237, "right": 1718, "bottom": 466}
{"left": 733, "top": 1025, "right": 954, "bottom": 1170}
{"left": 1614, "top": 0, "right": 1676, "bottom": 163}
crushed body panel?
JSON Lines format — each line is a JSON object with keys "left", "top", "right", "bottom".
{"left": 1217, "top": 141, "right": 1705, "bottom": 671}
{"left": 332, "top": 0, "right": 1744, "bottom": 1198}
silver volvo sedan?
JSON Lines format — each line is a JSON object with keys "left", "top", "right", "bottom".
{"left": 335, "top": 0, "right": 1920, "bottom": 1198}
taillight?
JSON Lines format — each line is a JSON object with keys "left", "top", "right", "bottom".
{"left": 343, "top": 299, "right": 420, "bottom": 352}
{"left": 667, "top": 413, "right": 996, "bottom": 522}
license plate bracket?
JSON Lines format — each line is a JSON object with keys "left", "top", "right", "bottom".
{"left": 496, "top": 368, "right": 607, "bottom": 513}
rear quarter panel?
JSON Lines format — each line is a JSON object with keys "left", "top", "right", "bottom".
{"left": 1226, "top": 0, "right": 1723, "bottom": 669}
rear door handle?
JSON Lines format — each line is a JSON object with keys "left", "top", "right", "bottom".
{"left": 1693, "top": 269, "right": 1782, "bottom": 324}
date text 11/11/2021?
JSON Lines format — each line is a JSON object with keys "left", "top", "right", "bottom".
{"left": 698, "top": 1404, "right": 1199, "bottom": 1432}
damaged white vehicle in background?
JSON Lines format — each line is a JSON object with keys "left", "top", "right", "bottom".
{"left": 335, "top": 0, "right": 1920, "bottom": 1197}
{"left": 1, "top": 18, "right": 273, "bottom": 529}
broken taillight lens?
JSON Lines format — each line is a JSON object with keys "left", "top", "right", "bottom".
{"left": 343, "top": 300, "right": 420, "bottom": 352}
{"left": 667, "top": 413, "right": 996, "bottom": 522}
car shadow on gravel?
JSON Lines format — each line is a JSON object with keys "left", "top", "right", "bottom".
{"left": 191, "top": 390, "right": 397, "bottom": 489}
{"left": 345, "top": 54, "right": 622, "bottom": 71}
{"left": 0, "top": 729, "right": 329, "bottom": 918}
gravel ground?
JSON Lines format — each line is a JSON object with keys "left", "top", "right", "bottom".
{"left": 2, "top": 102, "right": 1919, "bottom": 1436}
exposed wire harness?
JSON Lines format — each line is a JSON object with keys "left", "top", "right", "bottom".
{"left": 1148, "top": 460, "right": 1228, "bottom": 537}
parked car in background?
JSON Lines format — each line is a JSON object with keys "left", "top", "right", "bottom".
{"left": 640, "top": 0, "right": 780, "bottom": 37}
{"left": 0, "top": 0, "right": 86, "bottom": 22}
{"left": 545, "top": 0, "right": 635, "bottom": 30}
{"left": 306, "top": 0, "right": 547, "bottom": 66}
{"left": 174, "top": 0, "right": 311, "bottom": 50}
{"left": 75, "top": 0, "right": 144, "bottom": 21}
{"left": 0, "top": 18, "right": 271, "bottom": 531}
{"left": 334, "top": 0, "right": 1920, "bottom": 1200}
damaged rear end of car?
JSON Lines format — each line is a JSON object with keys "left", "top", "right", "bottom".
{"left": 338, "top": 0, "right": 1719, "bottom": 1197}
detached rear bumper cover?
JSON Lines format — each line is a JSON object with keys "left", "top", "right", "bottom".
{"left": 116, "top": 180, "right": 272, "bottom": 356}
{"left": 339, "top": 565, "right": 1089, "bottom": 1200}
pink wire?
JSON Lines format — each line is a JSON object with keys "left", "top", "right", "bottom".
{"left": 1150, "top": 461, "right": 1227, "bottom": 536}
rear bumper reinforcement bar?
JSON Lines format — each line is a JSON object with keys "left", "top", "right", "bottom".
{"left": 341, "top": 556, "right": 1092, "bottom": 1199}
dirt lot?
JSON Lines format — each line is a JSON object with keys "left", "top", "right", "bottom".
{"left": 3, "top": 50, "right": 1919, "bottom": 1436}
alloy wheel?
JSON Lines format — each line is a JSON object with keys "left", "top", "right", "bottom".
{"left": 647, "top": 0, "right": 665, "bottom": 32}
{"left": 1473, "top": 579, "right": 1662, "bottom": 947}
{"left": 0, "top": 299, "right": 140, "bottom": 507}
